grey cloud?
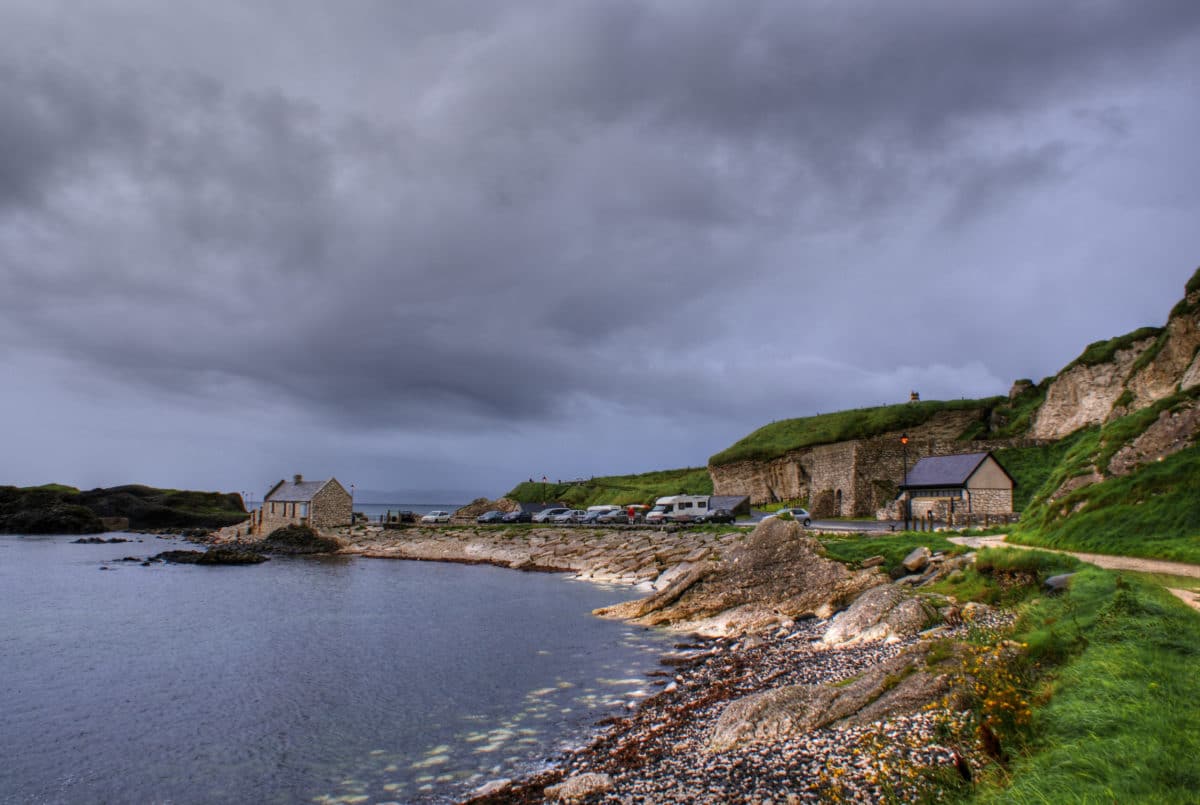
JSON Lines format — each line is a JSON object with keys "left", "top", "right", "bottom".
{"left": 1, "top": 1, "right": 1199, "bottom": 495}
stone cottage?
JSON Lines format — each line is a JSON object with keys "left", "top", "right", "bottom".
{"left": 253, "top": 474, "right": 353, "bottom": 535}
{"left": 896, "top": 452, "right": 1015, "bottom": 522}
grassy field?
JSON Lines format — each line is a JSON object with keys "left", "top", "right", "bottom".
{"left": 1009, "top": 446, "right": 1200, "bottom": 564}
{"left": 506, "top": 467, "right": 713, "bottom": 508}
{"left": 708, "top": 398, "right": 1000, "bottom": 466}
{"left": 818, "top": 531, "right": 966, "bottom": 577}
{"left": 1060, "top": 325, "right": 1162, "bottom": 372}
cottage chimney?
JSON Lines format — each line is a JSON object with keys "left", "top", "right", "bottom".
{"left": 293, "top": 474, "right": 303, "bottom": 484}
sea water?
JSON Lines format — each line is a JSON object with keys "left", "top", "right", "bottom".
{"left": 0, "top": 534, "right": 674, "bottom": 804}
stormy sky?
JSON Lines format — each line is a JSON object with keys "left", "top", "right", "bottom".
{"left": 2, "top": 1, "right": 1198, "bottom": 501}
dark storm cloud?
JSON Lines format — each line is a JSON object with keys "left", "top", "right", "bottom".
{"left": 2, "top": 0, "right": 1199, "bottom": 455}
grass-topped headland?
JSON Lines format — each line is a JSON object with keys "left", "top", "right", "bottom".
{"left": 0, "top": 483, "right": 247, "bottom": 534}
{"left": 1060, "top": 325, "right": 1163, "bottom": 372}
{"left": 506, "top": 467, "right": 713, "bottom": 508}
{"left": 708, "top": 398, "right": 1003, "bottom": 467}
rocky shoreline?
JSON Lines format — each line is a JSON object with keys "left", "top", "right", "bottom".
{"left": 298, "top": 519, "right": 1004, "bottom": 803}
{"left": 465, "top": 608, "right": 1010, "bottom": 803}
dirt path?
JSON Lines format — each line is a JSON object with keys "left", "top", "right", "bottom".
{"left": 948, "top": 534, "right": 1200, "bottom": 613}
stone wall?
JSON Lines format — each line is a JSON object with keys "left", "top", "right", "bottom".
{"left": 310, "top": 481, "right": 353, "bottom": 528}
{"left": 257, "top": 500, "right": 303, "bottom": 535}
{"left": 710, "top": 405, "right": 1038, "bottom": 517}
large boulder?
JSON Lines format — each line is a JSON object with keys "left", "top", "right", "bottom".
{"left": 820, "top": 584, "right": 938, "bottom": 647}
{"left": 707, "top": 644, "right": 954, "bottom": 753}
{"left": 595, "top": 518, "right": 882, "bottom": 635}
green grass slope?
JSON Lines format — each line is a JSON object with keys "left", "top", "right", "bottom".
{"left": 975, "top": 568, "right": 1200, "bottom": 803}
{"left": 506, "top": 468, "right": 713, "bottom": 508}
{"left": 709, "top": 398, "right": 1003, "bottom": 467}
{"left": 1009, "top": 388, "right": 1200, "bottom": 563}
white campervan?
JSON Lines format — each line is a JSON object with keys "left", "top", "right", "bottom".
{"left": 645, "top": 495, "right": 710, "bottom": 524}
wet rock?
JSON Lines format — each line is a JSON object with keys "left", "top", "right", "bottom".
{"left": 545, "top": 772, "right": 613, "bottom": 802}
{"left": 73, "top": 537, "right": 131, "bottom": 544}
{"left": 152, "top": 548, "right": 268, "bottom": 565}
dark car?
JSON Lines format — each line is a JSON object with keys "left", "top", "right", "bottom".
{"left": 578, "top": 509, "right": 608, "bottom": 524}
{"left": 501, "top": 510, "right": 533, "bottom": 523}
{"left": 476, "top": 510, "right": 505, "bottom": 524}
{"left": 596, "top": 510, "right": 630, "bottom": 525}
{"left": 704, "top": 508, "right": 736, "bottom": 524}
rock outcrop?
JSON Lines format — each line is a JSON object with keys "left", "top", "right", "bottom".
{"left": 594, "top": 519, "right": 883, "bottom": 635}
{"left": 707, "top": 643, "right": 953, "bottom": 753}
{"left": 1030, "top": 335, "right": 1159, "bottom": 440}
{"left": 818, "top": 585, "right": 937, "bottom": 648}
{"left": 337, "top": 524, "right": 742, "bottom": 587}
{"left": 451, "top": 497, "right": 519, "bottom": 523}
{"left": 1108, "top": 401, "right": 1200, "bottom": 476}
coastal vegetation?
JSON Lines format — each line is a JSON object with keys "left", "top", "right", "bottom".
{"left": 506, "top": 467, "right": 713, "bottom": 508}
{"left": 707, "top": 398, "right": 1003, "bottom": 466}
{"left": 970, "top": 565, "right": 1200, "bottom": 803}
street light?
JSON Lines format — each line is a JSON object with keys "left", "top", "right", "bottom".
{"left": 900, "top": 433, "right": 910, "bottom": 531}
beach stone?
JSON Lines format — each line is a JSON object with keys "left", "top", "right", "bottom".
{"left": 860, "top": 555, "right": 886, "bottom": 568}
{"left": 1043, "top": 573, "right": 1075, "bottom": 594}
{"left": 902, "top": 547, "right": 931, "bottom": 572}
{"left": 545, "top": 772, "right": 613, "bottom": 802}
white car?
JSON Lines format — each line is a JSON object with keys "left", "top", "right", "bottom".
{"left": 420, "top": 510, "right": 452, "bottom": 524}
{"left": 762, "top": 507, "right": 812, "bottom": 527}
{"left": 532, "top": 507, "right": 571, "bottom": 523}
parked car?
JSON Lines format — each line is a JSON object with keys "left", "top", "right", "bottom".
{"left": 547, "top": 509, "right": 585, "bottom": 523}
{"left": 577, "top": 509, "right": 608, "bottom": 524}
{"left": 596, "top": 510, "right": 631, "bottom": 525}
{"left": 501, "top": 510, "right": 532, "bottom": 523}
{"left": 532, "top": 507, "right": 571, "bottom": 523}
{"left": 420, "top": 510, "right": 452, "bottom": 524}
{"left": 476, "top": 510, "right": 505, "bottom": 524}
{"left": 704, "top": 508, "right": 736, "bottom": 524}
{"left": 645, "top": 505, "right": 670, "bottom": 525}
{"left": 762, "top": 507, "right": 812, "bottom": 527}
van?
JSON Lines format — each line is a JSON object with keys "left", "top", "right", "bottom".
{"left": 645, "top": 495, "right": 710, "bottom": 524}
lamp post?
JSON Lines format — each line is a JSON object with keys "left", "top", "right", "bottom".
{"left": 900, "top": 433, "right": 910, "bottom": 531}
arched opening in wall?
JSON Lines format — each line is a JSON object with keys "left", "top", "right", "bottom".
{"left": 835, "top": 489, "right": 843, "bottom": 517}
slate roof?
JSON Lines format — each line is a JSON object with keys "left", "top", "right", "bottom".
{"left": 265, "top": 478, "right": 332, "bottom": 502}
{"left": 901, "top": 452, "right": 999, "bottom": 488}
{"left": 709, "top": 495, "right": 751, "bottom": 513}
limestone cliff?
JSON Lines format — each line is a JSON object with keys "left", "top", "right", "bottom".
{"left": 1031, "top": 275, "right": 1200, "bottom": 439}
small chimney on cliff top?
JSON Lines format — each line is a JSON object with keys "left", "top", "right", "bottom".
{"left": 909, "top": 390, "right": 920, "bottom": 402}
{"left": 293, "top": 474, "right": 303, "bottom": 484}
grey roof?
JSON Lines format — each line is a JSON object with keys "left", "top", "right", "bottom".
{"left": 902, "top": 453, "right": 991, "bottom": 488}
{"left": 265, "top": 478, "right": 331, "bottom": 502}
{"left": 709, "top": 495, "right": 750, "bottom": 512}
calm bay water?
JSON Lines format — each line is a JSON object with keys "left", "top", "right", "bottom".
{"left": 0, "top": 534, "right": 673, "bottom": 804}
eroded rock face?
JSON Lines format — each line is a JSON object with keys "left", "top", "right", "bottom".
{"left": 707, "top": 644, "right": 951, "bottom": 753}
{"left": 1108, "top": 401, "right": 1200, "bottom": 475}
{"left": 1127, "top": 293, "right": 1200, "bottom": 409}
{"left": 595, "top": 519, "right": 883, "bottom": 635}
{"left": 1030, "top": 337, "right": 1157, "bottom": 440}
